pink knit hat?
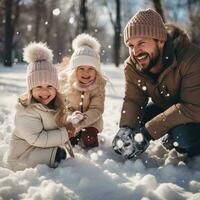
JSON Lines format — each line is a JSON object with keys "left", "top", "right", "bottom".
{"left": 23, "top": 42, "right": 59, "bottom": 91}
{"left": 124, "top": 9, "right": 167, "bottom": 45}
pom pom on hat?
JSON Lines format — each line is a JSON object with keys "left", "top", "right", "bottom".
{"left": 72, "top": 33, "right": 101, "bottom": 53}
{"left": 24, "top": 42, "right": 58, "bottom": 92}
{"left": 23, "top": 42, "right": 53, "bottom": 63}
{"left": 69, "top": 34, "right": 101, "bottom": 73}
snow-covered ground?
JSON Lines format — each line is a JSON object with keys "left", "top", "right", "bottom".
{"left": 0, "top": 63, "right": 200, "bottom": 200}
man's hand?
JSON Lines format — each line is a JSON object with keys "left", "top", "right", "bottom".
{"left": 128, "top": 127, "right": 151, "bottom": 158}
{"left": 112, "top": 127, "right": 135, "bottom": 156}
{"left": 112, "top": 127, "right": 152, "bottom": 159}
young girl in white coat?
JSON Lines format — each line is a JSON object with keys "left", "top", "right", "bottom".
{"left": 59, "top": 34, "right": 106, "bottom": 149}
{"left": 6, "top": 42, "right": 74, "bottom": 171}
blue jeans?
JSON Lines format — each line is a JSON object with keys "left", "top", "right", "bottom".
{"left": 142, "top": 103, "right": 200, "bottom": 157}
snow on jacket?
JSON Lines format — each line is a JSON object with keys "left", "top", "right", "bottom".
{"left": 60, "top": 73, "right": 106, "bottom": 132}
{"left": 120, "top": 24, "right": 200, "bottom": 139}
{"left": 6, "top": 97, "right": 69, "bottom": 171}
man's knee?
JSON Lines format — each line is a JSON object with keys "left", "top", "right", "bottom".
{"left": 164, "top": 123, "right": 200, "bottom": 156}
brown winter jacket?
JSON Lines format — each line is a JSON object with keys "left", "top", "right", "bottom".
{"left": 120, "top": 24, "right": 200, "bottom": 140}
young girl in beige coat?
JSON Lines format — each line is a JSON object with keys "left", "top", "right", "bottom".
{"left": 6, "top": 42, "right": 74, "bottom": 171}
{"left": 59, "top": 34, "right": 106, "bottom": 148}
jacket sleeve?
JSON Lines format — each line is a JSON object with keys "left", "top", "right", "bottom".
{"left": 145, "top": 56, "right": 200, "bottom": 139}
{"left": 120, "top": 61, "right": 148, "bottom": 129}
{"left": 15, "top": 107, "right": 69, "bottom": 147}
{"left": 78, "top": 85, "right": 105, "bottom": 129}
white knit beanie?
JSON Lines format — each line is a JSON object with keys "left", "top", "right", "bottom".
{"left": 69, "top": 33, "right": 101, "bottom": 73}
{"left": 23, "top": 42, "right": 59, "bottom": 91}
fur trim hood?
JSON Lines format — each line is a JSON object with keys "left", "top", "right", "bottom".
{"left": 165, "top": 24, "right": 190, "bottom": 48}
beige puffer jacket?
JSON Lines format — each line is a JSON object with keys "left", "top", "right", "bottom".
{"left": 60, "top": 72, "right": 106, "bottom": 132}
{"left": 6, "top": 97, "right": 69, "bottom": 171}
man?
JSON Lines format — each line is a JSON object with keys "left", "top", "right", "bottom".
{"left": 112, "top": 9, "right": 200, "bottom": 159}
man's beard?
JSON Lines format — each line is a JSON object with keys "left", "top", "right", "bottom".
{"left": 142, "top": 49, "right": 161, "bottom": 73}
{"left": 133, "top": 44, "right": 161, "bottom": 74}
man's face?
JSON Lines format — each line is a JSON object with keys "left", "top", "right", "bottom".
{"left": 127, "top": 37, "right": 165, "bottom": 74}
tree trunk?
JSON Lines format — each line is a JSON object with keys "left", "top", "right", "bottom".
{"left": 34, "top": 0, "right": 45, "bottom": 41}
{"left": 152, "top": 0, "right": 165, "bottom": 22}
{"left": 79, "top": 0, "right": 88, "bottom": 33}
{"left": 3, "top": 0, "right": 20, "bottom": 67}
{"left": 113, "top": 0, "right": 121, "bottom": 67}
{"left": 46, "top": 0, "right": 56, "bottom": 45}
{"left": 187, "top": 0, "right": 200, "bottom": 45}
{"left": 4, "top": 0, "right": 13, "bottom": 66}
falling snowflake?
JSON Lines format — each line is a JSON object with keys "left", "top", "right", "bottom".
{"left": 52, "top": 8, "right": 60, "bottom": 16}
{"left": 27, "top": 24, "right": 32, "bottom": 32}
{"left": 134, "top": 133, "right": 144, "bottom": 143}
{"left": 69, "top": 17, "right": 75, "bottom": 24}
{"left": 142, "top": 86, "right": 147, "bottom": 91}
{"left": 173, "top": 142, "right": 179, "bottom": 147}
{"left": 173, "top": 141, "right": 179, "bottom": 147}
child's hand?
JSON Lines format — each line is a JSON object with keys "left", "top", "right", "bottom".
{"left": 68, "top": 111, "right": 86, "bottom": 125}
{"left": 65, "top": 122, "right": 76, "bottom": 139}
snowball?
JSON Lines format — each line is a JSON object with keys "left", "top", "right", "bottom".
{"left": 116, "top": 139, "right": 124, "bottom": 149}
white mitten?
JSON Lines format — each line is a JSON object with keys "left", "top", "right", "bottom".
{"left": 68, "top": 111, "right": 85, "bottom": 125}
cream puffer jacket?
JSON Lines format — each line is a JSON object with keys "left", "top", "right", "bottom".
{"left": 6, "top": 98, "right": 69, "bottom": 171}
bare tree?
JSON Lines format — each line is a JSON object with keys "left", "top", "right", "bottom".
{"left": 3, "top": 0, "right": 21, "bottom": 67}
{"left": 187, "top": 0, "right": 200, "bottom": 45}
{"left": 152, "top": 0, "right": 165, "bottom": 22}
{"left": 45, "top": 0, "right": 57, "bottom": 45}
{"left": 78, "top": 0, "right": 88, "bottom": 33}
{"left": 34, "top": 0, "right": 46, "bottom": 41}
{"left": 114, "top": 0, "right": 121, "bottom": 67}
{"left": 104, "top": 0, "right": 121, "bottom": 67}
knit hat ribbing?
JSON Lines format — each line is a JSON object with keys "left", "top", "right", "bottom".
{"left": 124, "top": 9, "right": 167, "bottom": 45}
{"left": 69, "top": 33, "right": 101, "bottom": 73}
{"left": 23, "top": 42, "right": 59, "bottom": 91}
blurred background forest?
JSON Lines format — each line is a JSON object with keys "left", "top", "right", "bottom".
{"left": 1, "top": 0, "right": 200, "bottom": 67}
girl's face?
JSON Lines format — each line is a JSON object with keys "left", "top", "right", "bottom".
{"left": 32, "top": 84, "right": 56, "bottom": 105}
{"left": 76, "top": 65, "right": 96, "bottom": 84}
